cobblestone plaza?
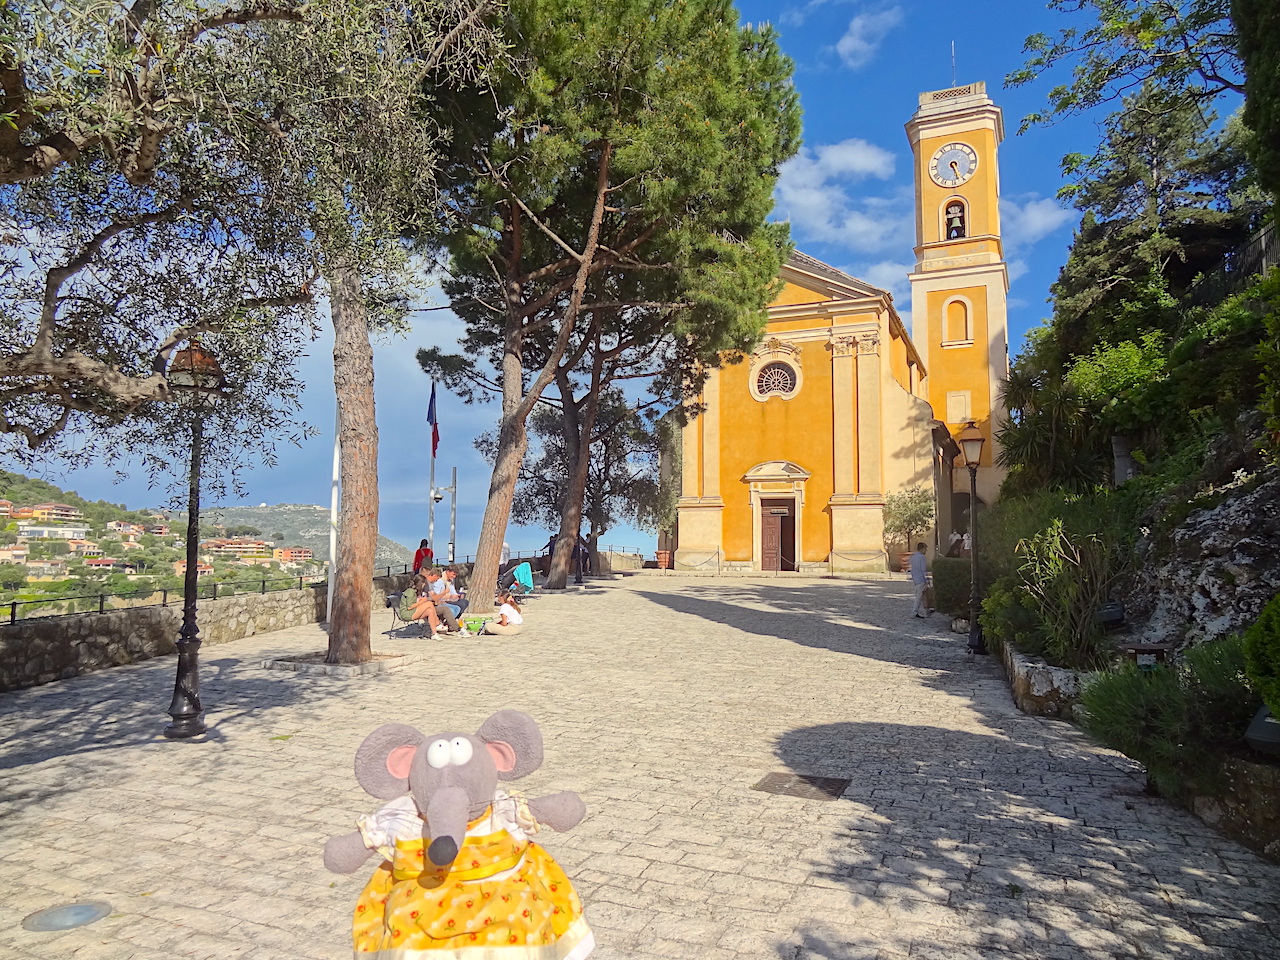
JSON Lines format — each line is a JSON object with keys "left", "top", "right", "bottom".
{"left": 2, "top": 575, "right": 1278, "bottom": 959}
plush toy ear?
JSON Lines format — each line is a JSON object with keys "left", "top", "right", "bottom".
{"left": 486, "top": 740, "right": 518, "bottom": 774}
{"left": 476, "top": 709, "right": 544, "bottom": 780}
{"left": 354, "top": 724, "right": 424, "bottom": 799}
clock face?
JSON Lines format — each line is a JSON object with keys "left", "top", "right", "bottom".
{"left": 929, "top": 142, "right": 978, "bottom": 187}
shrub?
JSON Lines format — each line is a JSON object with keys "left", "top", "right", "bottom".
{"left": 1017, "top": 518, "right": 1124, "bottom": 670}
{"left": 931, "top": 556, "right": 970, "bottom": 616}
{"left": 980, "top": 577, "right": 1047, "bottom": 658}
{"left": 1081, "top": 634, "right": 1260, "bottom": 805}
{"left": 1244, "top": 592, "right": 1280, "bottom": 715}
{"left": 1081, "top": 663, "right": 1189, "bottom": 799}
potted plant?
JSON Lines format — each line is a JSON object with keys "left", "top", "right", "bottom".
{"left": 1244, "top": 593, "right": 1280, "bottom": 757}
{"left": 882, "top": 486, "right": 936, "bottom": 571}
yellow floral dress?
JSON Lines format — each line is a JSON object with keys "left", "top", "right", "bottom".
{"left": 350, "top": 793, "right": 593, "bottom": 959}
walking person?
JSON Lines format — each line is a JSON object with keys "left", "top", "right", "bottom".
{"left": 412, "top": 538, "right": 433, "bottom": 574}
{"left": 909, "top": 542, "right": 931, "bottom": 618}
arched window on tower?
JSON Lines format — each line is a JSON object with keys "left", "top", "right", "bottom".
{"left": 945, "top": 299, "right": 970, "bottom": 344}
{"left": 944, "top": 199, "right": 967, "bottom": 239}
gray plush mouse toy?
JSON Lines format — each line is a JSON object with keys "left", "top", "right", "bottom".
{"left": 324, "top": 709, "right": 593, "bottom": 958}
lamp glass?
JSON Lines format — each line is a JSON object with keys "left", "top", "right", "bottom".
{"left": 958, "top": 423, "right": 985, "bottom": 466}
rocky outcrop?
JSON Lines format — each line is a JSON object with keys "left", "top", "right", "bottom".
{"left": 1128, "top": 468, "right": 1280, "bottom": 649}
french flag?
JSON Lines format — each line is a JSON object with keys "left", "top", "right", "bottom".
{"left": 427, "top": 383, "right": 440, "bottom": 458}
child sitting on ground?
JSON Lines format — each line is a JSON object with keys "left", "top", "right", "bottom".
{"left": 481, "top": 591, "right": 523, "bottom": 636}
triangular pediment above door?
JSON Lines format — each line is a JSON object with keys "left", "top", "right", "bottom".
{"left": 743, "top": 460, "right": 812, "bottom": 483}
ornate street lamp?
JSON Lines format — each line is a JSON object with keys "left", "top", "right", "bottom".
{"left": 162, "top": 342, "right": 228, "bottom": 738}
{"left": 958, "top": 421, "right": 987, "bottom": 655}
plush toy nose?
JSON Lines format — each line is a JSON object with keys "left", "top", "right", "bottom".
{"left": 424, "top": 785, "right": 470, "bottom": 866}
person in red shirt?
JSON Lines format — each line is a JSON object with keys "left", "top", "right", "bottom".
{"left": 412, "top": 539, "right": 433, "bottom": 573}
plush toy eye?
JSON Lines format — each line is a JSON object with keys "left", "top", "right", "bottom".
{"left": 450, "top": 737, "right": 474, "bottom": 765}
{"left": 426, "top": 738, "right": 451, "bottom": 769}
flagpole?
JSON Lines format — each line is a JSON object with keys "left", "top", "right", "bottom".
{"left": 427, "top": 382, "right": 436, "bottom": 561}
{"left": 327, "top": 399, "right": 340, "bottom": 626}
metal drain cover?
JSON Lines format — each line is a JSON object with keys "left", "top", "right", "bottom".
{"left": 22, "top": 901, "right": 112, "bottom": 932}
{"left": 751, "top": 772, "right": 851, "bottom": 801}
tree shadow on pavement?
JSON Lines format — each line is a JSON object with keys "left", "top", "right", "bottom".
{"left": 0, "top": 647, "right": 319, "bottom": 784}
{"left": 768, "top": 720, "right": 1280, "bottom": 960}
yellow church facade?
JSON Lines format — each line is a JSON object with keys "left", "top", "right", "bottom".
{"left": 674, "top": 82, "right": 1009, "bottom": 573}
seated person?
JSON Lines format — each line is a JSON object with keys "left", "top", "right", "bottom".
{"left": 424, "top": 566, "right": 460, "bottom": 633}
{"left": 440, "top": 565, "right": 469, "bottom": 617}
{"left": 481, "top": 592, "right": 524, "bottom": 636}
{"left": 397, "top": 573, "right": 450, "bottom": 639}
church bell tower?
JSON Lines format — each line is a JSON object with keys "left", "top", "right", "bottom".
{"left": 906, "top": 81, "right": 1009, "bottom": 509}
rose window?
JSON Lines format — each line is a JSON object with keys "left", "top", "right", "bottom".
{"left": 756, "top": 362, "right": 797, "bottom": 397}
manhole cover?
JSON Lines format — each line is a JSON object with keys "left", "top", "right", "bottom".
{"left": 22, "top": 901, "right": 113, "bottom": 932}
{"left": 751, "top": 772, "right": 850, "bottom": 801}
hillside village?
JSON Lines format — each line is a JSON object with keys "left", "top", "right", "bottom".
{"left": 0, "top": 471, "right": 327, "bottom": 613}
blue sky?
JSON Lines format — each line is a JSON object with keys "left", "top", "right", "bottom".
{"left": 47, "top": 0, "right": 1116, "bottom": 558}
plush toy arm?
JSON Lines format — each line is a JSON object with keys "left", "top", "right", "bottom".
{"left": 526, "top": 791, "right": 586, "bottom": 832}
{"left": 324, "top": 831, "right": 375, "bottom": 874}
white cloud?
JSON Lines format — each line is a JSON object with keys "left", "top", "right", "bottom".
{"left": 835, "top": 7, "right": 903, "bottom": 70}
{"left": 1007, "top": 259, "right": 1029, "bottom": 284}
{"left": 999, "top": 196, "right": 1074, "bottom": 251}
{"left": 846, "top": 259, "right": 914, "bottom": 301}
{"left": 775, "top": 140, "right": 912, "bottom": 254}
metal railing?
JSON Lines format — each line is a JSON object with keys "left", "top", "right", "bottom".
{"left": 451, "top": 545, "right": 648, "bottom": 564}
{"left": 1, "top": 564, "right": 417, "bottom": 624}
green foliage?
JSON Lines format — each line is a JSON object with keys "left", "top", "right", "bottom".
{"left": 930, "top": 557, "right": 971, "bottom": 617}
{"left": 1066, "top": 333, "right": 1170, "bottom": 432}
{"left": 882, "top": 486, "right": 935, "bottom": 549}
{"left": 980, "top": 580, "right": 1048, "bottom": 657}
{"left": 1234, "top": 0, "right": 1280, "bottom": 202}
{"left": 1018, "top": 519, "right": 1124, "bottom": 670}
{"left": 1250, "top": 269, "right": 1280, "bottom": 447}
{"left": 1081, "top": 635, "right": 1260, "bottom": 804}
{"left": 1243, "top": 592, "right": 1280, "bottom": 715}
{"left": 1007, "top": 1, "right": 1242, "bottom": 131}
{"left": 977, "top": 489, "right": 1147, "bottom": 668}
{"left": 0, "top": 562, "right": 26, "bottom": 589}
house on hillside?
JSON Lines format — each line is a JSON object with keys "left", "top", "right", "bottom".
{"left": 17, "top": 522, "right": 91, "bottom": 540}
{"left": 274, "top": 547, "right": 313, "bottom": 564}
{"left": 32, "top": 503, "right": 84, "bottom": 522}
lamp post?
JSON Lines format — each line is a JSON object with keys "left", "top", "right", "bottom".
{"left": 958, "top": 421, "right": 987, "bottom": 656}
{"left": 162, "top": 342, "right": 228, "bottom": 738}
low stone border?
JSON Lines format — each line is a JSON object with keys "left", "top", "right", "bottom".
{"left": 999, "top": 639, "right": 1084, "bottom": 719}
{"left": 261, "top": 651, "right": 425, "bottom": 677}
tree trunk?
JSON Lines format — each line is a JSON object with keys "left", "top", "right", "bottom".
{"left": 546, "top": 372, "right": 582, "bottom": 590}
{"left": 470, "top": 143, "right": 614, "bottom": 608}
{"left": 325, "top": 261, "right": 377, "bottom": 663}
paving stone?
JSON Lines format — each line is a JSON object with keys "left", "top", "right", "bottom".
{"left": 3, "top": 575, "right": 1280, "bottom": 959}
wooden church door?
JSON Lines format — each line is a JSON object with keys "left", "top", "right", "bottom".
{"left": 760, "top": 498, "right": 794, "bottom": 571}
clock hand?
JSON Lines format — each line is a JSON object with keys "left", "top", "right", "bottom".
{"left": 949, "top": 160, "right": 960, "bottom": 178}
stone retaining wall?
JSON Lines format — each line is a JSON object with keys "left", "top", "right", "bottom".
{"left": 998, "top": 639, "right": 1084, "bottom": 719}
{"left": 0, "top": 574, "right": 412, "bottom": 693}
{"left": 1193, "top": 757, "right": 1280, "bottom": 859}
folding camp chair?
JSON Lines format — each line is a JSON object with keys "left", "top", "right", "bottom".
{"left": 385, "top": 590, "right": 421, "bottom": 633}
{"left": 513, "top": 562, "right": 535, "bottom": 597}
{"left": 499, "top": 561, "right": 536, "bottom": 597}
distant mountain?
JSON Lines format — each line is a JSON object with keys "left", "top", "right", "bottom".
{"left": 196, "top": 503, "right": 414, "bottom": 568}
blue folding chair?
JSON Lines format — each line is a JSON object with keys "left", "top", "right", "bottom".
{"left": 508, "top": 561, "right": 535, "bottom": 596}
